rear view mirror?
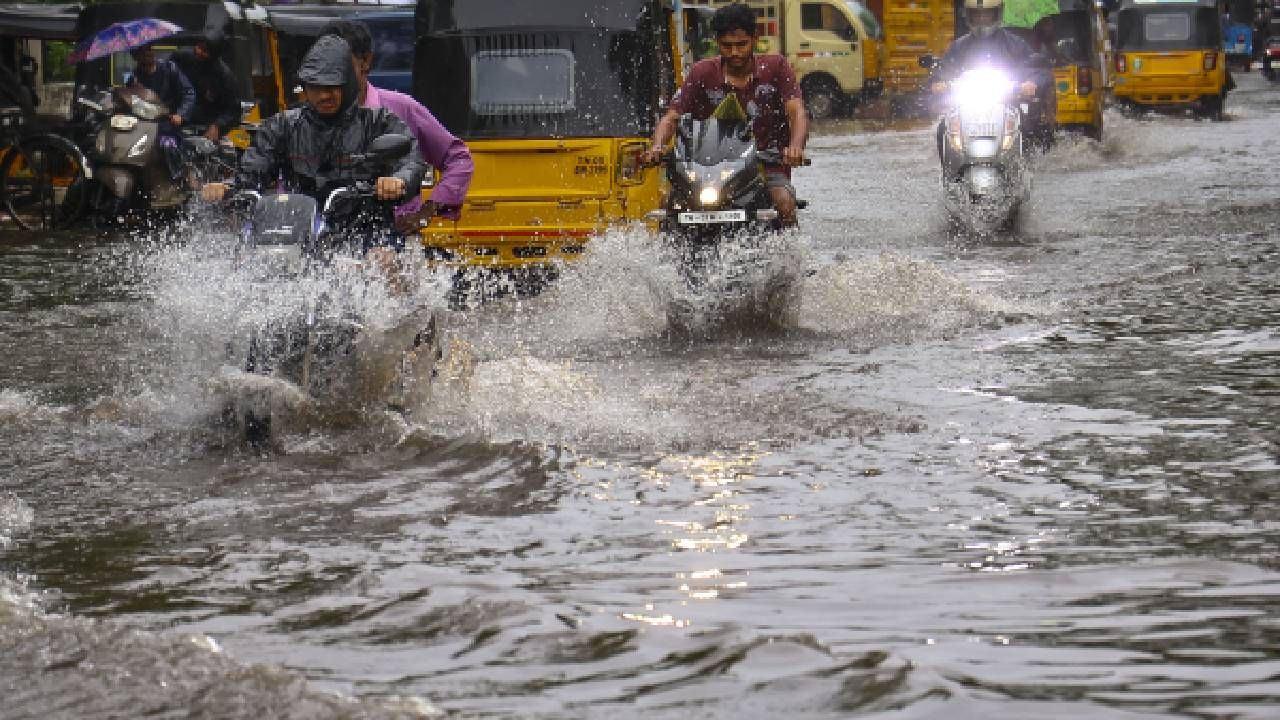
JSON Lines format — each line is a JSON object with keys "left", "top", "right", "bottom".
{"left": 368, "top": 134, "right": 412, "bottom": 161}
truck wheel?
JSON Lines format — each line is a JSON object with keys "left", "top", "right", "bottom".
{"left": 803, "top": 77, "right": 842, "bottom": 120}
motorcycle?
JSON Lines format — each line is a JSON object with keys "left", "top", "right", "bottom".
{"left": 923, "top": 61, "right": 1034, "bottom": 236}
{"left": 218, "top": 134, "right": 443, "bottom": 444}
{"left": 76, "top": 86, "right": 236, "bottom": 226}
{"left": 644, "top": 114, "right": 808, "bottom": 329}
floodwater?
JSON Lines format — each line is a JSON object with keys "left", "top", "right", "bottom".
{"left": 2, "top": 74, "right": 1279, "bottom": 719}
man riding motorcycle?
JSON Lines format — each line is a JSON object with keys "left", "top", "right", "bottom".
{"left": 639, "top": 2, "right": 808, "bottom": 226}
{"left": 200, "top": 35, "right": 425, "bottom": 237}
{"left": 930, "top": 0, "right": 1054, "bottom": 153}
{"left": 127, "top": 42, "right": 196, "bottom": 181}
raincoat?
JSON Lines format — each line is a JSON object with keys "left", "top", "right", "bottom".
{"left": 234, "top": 35, "right": 425, "bottom": 200}
{"left": 171, "top": 29, "right": 241, "bottom": 134}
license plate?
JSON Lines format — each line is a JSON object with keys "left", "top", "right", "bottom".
{"left": 677, "top": 210, "right": 747, "bottom": 224}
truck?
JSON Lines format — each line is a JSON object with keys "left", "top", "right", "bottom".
{"left": 880, "top": 0, "right": 961, "bottom": 107}
{"left": 681, "top": 0, "right": 885, "bottom": 119}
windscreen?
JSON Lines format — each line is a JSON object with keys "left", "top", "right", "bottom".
{"left": 680, "top": 118, "right": 753, "bottom": 166}
{"left": 1116, "top": 7, "right": 1220, "bottom": 50}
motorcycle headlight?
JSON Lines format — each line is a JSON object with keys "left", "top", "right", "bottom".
{"left": 698, "top": 186, "right": 720, "bottom": 206}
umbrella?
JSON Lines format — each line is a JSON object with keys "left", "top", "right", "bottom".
{"left": 68, "top": 18, "right": 184, "bottom": 64}
{"left": 1003, "top": 0, "right": 1060, "bottom": 28}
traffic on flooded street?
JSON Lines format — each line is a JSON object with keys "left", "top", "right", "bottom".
{"left": 3, "top": 0, "right": 1280, "bottom": 718}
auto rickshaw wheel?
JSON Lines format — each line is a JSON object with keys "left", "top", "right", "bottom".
{"left": 1199, "top": 93, "right": 1225, "bottom": 121}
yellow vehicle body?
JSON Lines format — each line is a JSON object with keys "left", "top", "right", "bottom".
{"left": 882, "top": 0, "right": 955, "bottom": 97}
{"left": 1111, "top": 0, "right": 1227, "bottom": 116}
{"left": 1113, "top": 49, "right": 1226, "bottom": 107}
{"left": 412, "top": 0, "right": 679, "bottom": 270}
{"left": 1050, "top": 0, "right": 1111, "bottom": 139}
{"left": 419, "top": 138, "right": 657, "bottom": 268}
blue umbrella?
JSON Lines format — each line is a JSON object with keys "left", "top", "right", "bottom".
{"left": 69, "top": 18, "right": 184, "bottom": 64}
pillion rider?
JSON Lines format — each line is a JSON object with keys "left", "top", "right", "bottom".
{"left": 639, "top": 2, "right": 808, "bottom": 226}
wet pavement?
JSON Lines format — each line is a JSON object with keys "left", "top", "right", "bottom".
{"left": 2, "top": 73, "right": 1279, "bottom": 719}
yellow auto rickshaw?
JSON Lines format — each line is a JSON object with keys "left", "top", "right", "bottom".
{"left": 1112, "top": 0, "right": 1227, "bottom": 119}
{"left": 411, "top": 0, "right": 681, "bottom": 274}
{"left": 1047, "top": 0, "right": 1110, "bottom": 139}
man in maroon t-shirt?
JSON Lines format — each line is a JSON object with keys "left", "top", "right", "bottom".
{"left": 640, "top": 2, "right": 809, "bottom": 225}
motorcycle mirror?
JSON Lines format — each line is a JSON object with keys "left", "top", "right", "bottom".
{"left": 368, "top": 134, "right": 412, "bottom": 161}
{"left": 918, "top": 54, "right": 937, "bottom": 69}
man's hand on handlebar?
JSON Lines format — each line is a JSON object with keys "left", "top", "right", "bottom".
{"left": 200, "top": 182, "right": 227, "bottom": 203}
{"left": 782, "top": 145, "right": 806, "bottom": 167}
{"left": 375, "top": 176, "right": 405, "bottom": 201}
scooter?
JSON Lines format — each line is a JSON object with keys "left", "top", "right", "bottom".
{"left": 923, "top": 60, "right": 1034, "bottom": 236}
{"left": 77, "top": 86, "right": 235, "bottom": 226}
{"left": 219, "top": 134, "right": 443, "bottom": 444}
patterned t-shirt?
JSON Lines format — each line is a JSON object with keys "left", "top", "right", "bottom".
{"left": 669, "top": 54, "right": 803, "bottom": 164}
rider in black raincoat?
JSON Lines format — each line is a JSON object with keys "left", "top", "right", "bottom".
{"left": 211, "top": 35, "right": 425, "bottom": 209}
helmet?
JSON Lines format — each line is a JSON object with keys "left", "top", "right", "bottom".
{"left": 964, "top": 0, "right": 1003, "bottom": 37}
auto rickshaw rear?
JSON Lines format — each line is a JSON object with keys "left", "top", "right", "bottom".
{"left": 1112, "top": 0, "right": 1227, "bottom": 119}
{"left": 411, "top": 0, "right": 679, "bottom": 273}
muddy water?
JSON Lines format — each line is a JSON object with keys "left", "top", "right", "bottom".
{"left": 2, "top": 75, "right": 1279, "bottom": 719}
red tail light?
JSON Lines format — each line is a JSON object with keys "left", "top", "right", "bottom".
{"left": 1077, "top": 66, "right": 1092, "bottom": 96}
{"left": 1203, "top": 52, "right": 1216, "bottom": 71}
{"left": 1115, "top": 54, "right": 1127, "bottom": 73}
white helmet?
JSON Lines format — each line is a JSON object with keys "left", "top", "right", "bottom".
{"left": 964, "top": 0, "right": 1004, "bottom": 37}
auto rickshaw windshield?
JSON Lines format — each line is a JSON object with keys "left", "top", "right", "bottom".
{"left": 413, "top": 0, "right": 675, "bottom": 140}
{"left": 1116, "top": 6, "right": 1221, "bottom": 51}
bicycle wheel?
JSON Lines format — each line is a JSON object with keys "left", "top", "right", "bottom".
{"left": 1, "top": 134, "right": 89, "bottom": 231}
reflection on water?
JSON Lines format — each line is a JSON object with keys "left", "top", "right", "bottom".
{"left": 2, "top": 76, "right": 1280, "bottom": 718}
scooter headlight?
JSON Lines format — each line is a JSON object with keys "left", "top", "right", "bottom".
{"left": 952, "top": 67, "right": 1014, "bottom": 111}
{"left": 698, "top": 186, "right": 720, "bottom": 207}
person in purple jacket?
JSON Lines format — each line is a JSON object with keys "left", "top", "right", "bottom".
{"left": 318, "top": 20, "right": 474, "bottom": 236}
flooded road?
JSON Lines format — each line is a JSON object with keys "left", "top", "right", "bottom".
{"left": 3, "top": 74, "right": 1280, "bottom": 719}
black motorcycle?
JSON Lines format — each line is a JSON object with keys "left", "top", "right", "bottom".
{"left": 219, "top": 134, "right": 442, "bottom": 443}
{"left": 646, "top": 115, "right": 807, "bottom": 328}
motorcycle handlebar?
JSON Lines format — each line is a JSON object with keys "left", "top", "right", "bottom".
{"left": 650, "top": 149, "right": 811, "bottom": 167}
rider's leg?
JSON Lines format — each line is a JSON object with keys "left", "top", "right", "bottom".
{"left": 766, "top": 172, "right": 798, "bottom": 227}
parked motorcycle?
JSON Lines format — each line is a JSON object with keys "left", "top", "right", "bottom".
{"left": 218, "top": 134, "right": 442, "bottom": 444}
{"left": 924, "top": 61, "right": 1033, "bottom": 236}
{"left": 77, "top": 86, "right": 235, "bottom": 226}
